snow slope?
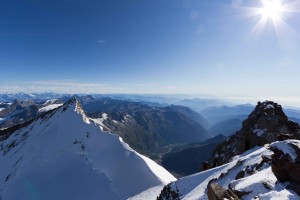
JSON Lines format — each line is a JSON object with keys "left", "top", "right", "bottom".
{"left": 38, "top": 103, "right": 63, "bottom": 112}
{"left": 0, "top": 99, "right": 176, "bottom": 200}
{"left": 160, "top": 145, "right": 298, "bottom": 199}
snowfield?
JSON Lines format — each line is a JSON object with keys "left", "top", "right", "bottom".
{"left": 38, "top": 103, "right": 63, "bottom": 112}
{"left": 0, "top": 100, "right": 176, "bottom": 200}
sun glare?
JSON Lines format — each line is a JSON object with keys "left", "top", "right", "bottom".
{"left": 260, "top": 0, "right": 283, "bottom": 21}
{"left": 241, "top": 0, "right": 299, "bottom": 39}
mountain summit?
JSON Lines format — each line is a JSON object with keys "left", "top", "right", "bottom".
{"left": 0, "top": 99, "right": 175, "bottom": 200}
{"left": 208, "top": 100, "right": 300, "bottom": 167}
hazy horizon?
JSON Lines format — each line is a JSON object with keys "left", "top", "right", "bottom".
{"left": 1, "top": 91, "right": 300, "bottom": 109}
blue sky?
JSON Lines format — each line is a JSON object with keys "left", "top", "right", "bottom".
{"left": 1, "top": 0, "right": 300, "bottom": 105}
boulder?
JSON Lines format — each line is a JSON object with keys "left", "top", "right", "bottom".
{"left": 269, "top": 140, "right": 300, "bottom": 195}
{"left": 207, "top": 183, "right": 240, "bottom": 200}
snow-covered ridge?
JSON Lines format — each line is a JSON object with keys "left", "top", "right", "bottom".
{"left": 0, "top": 99, "right": 176, "bottom": 200}
{"left": 158, "top": 143, "right": 299, "bottom": 199}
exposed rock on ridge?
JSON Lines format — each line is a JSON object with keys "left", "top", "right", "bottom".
{"left": 208, "top": 101, "right": 300, "bottom": 167}
{"left": 207, "top": 183, "right": 239, "bottom": 200}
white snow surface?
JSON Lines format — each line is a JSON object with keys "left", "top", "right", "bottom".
{"left": 0, "top": 108, "right": 5, "bottom": 112}
{"left": 102, "top": 113, "right": 108, "bottom": 120}
{"left": 270, "top": 140, "right": 300, "bottom": 161}
{"left": 128, "top": 185, "right": 165, "bottom": 200}
{"left": 0, "top": 100, "right": 175, "bottom": 200}
{"left": 38, "top": 103, "right": 63, "bottom": 112}
{"left": 164, "top": 144, "right": 299, "bottom": 199}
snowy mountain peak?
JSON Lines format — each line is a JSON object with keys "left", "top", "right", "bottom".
{"left": 256, "top": 100, "right": 284, "bottom": 116}
{"left": 61, "top": 98, "right": 91, "bottom": 124}
{"left": 0, "top": 98, "right": 176, "bottom": 200}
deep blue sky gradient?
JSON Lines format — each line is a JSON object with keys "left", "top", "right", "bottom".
{"left": 1, "top": 0, "right": 300, "bottom": 105}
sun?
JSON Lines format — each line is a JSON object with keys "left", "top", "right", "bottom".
{"left": 259, "top": 0, "right": 283, "bottom": 21}
{"left": 236, "top": 0, "right": 298, "bottom": 41}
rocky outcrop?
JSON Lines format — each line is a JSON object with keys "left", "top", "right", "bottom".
{"left": 207, "top": 183, "right": 240, "bottom": 200}
{"left": 156, "top": 184, "right": 180, "bottom": 200}
{"left": 208, "top": 101, "right": 300, "bottom": 167}
{"left": 269, "top": 140, "right": 300, "bottom": 195}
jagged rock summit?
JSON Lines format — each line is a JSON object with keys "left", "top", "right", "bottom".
{"left": 0, "top": 99, "right": 176, "bottom": 200}
{"left": 209, "top": 100, "right": 300, "bottom": 167}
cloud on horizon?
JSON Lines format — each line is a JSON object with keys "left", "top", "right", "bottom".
{"left": 0, "top": 80, "right": 183, "bottom": 95}
{"left": 1, "top": 80, "right": 122, "bottom": 94}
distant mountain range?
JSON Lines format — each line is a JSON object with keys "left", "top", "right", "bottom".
{"left": 0, "top": 99, "right": 63, "bottom": 130}
{"left": 174, "top": 98, "right": 234, "bottom": 112}
{"left": 84, "top": 98, "right": 211, "bottom": 161}
{"left": 0, "top": 93, "right": 71, "bottom": 102}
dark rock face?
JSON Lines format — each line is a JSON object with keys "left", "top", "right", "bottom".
{"left": 269, "top": 140, "right": 300, "bottom": 195}
{"left": 207, "top": 183, "right": 240, "bottom": 200}
{"left": 156, "top": 185, "right": 180, "bottom": 200}
{"left": 208, "top": 101, "right": 300, "bottom": 167}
